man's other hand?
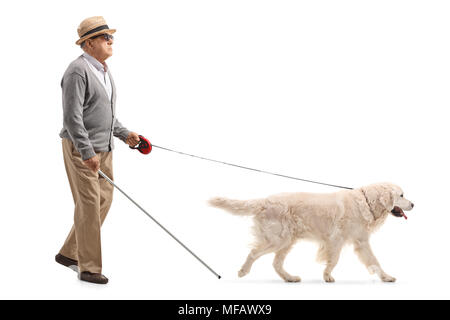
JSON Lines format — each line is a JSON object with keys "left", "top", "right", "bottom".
{"left": 126, "top": 132, "right": 140, "bottom": 147}
{"left": 83, "top": 155, "right": 100, "bottom": 172}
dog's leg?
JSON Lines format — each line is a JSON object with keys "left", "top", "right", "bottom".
{"left": 353, "top": 240, "right": 396, "bottom": 282}
{"left": 238, "top": 245, "right": 274, "bottom": 278}
{"left": 320, "top": 241, "right": 344, "bottom": 283}
{"left": 273, "top": 244, "right": 300, "bottom": 283}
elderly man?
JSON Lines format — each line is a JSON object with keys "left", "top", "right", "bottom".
{"left": 56, "top": 16, "right": 140, "bottom": 284}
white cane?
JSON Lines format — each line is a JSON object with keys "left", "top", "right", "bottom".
{"left": 98, "top": 169, "right": 221, "bottom": 279}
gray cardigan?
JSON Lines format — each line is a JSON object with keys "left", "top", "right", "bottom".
{"left": 59, "top": 55, "right": 130, "bottom": 160}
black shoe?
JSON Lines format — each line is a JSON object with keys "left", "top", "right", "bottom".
{"left": 55, "top": 253, "right": 78, "bottom": 268}
{"left": 79, "top": 271, "right": 109, "bottom": 284}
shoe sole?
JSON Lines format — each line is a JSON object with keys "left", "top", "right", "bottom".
{"left": 55, "top": 254, "right": 79, "bottom": 272}
{"left": 78, "top": 275, "right": 108, "bottom": 284}
{"left": 68, "top": 265, "right": 79, "bottom": 273}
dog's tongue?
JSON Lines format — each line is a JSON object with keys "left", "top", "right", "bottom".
{"left": 394, "top": 206, "right": 408, "bottom": 220}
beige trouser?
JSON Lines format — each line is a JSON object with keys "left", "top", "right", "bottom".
{"left": 59, "top": 139, "right": 114, "bottom": 274}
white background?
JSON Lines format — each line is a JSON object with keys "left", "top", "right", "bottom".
{"left": 0, "top": 0, "right": 448, "bottom": 299}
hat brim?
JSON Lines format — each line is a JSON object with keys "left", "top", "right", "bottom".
{"left": 76, "top": 29, "right": 116, "bottom": 45}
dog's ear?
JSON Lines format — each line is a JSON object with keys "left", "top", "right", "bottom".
{"left": 359, "top": 196, "right": 375, "bottom": 225}
{"left": 378, "top": 184, "right": 394, "bottom": 210}
{"left": 362, "top": 184, "right": 393, "bottom": 220}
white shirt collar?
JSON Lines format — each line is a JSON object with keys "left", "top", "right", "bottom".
{"left": 82, "top": 52, "right": 108, "bottom": 72}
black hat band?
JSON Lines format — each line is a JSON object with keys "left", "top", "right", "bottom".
{"left": 81, "top": 25, "right": 110, "bottom": 38}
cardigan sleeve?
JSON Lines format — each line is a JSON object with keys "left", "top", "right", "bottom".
{"left": 61, "top": 72, "right": 96, "bottom": 160}
{"left": 113, "top": 118, "right": 131, "bottom": 143}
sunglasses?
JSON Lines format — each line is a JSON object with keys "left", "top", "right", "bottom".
{"left": 91, "top": 33, "right": 114, "bottom": 41}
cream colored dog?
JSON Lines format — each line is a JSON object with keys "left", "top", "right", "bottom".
{"left": 209, "top": 183, "right": 414, "bottom": 283}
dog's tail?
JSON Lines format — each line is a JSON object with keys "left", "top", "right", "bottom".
{"left": 208, "top": 197, "right": 265, "bottom": 216}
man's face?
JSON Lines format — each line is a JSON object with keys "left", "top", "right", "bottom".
{"left": 85, "top": 34, "right": 114, "bottom": 62}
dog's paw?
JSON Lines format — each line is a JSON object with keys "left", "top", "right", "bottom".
{"left": 284, "top": 276, "right": 301, "bottom": 283}
{"left": 238, "top": 269, "right": 249, "bottom": 278}
{"left": 381, "top": 274, "right": 396, "bottom": 282}
{"left": 323, "top": 274, "right": 335, "bottom": 283}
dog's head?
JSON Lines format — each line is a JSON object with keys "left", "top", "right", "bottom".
{"left": 361, "top": 183, "right": 414, "bottom": 220}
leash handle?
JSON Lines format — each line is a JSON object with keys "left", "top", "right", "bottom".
{"left": 129, "top": 135, "right": 152, "bottom": 154}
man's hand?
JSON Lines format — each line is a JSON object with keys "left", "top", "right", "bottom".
{"left": 83, "top": 155, "right": 100, "bottom": 172}
{"left": 126, "top": 132, "right": 140, "bottom": 147}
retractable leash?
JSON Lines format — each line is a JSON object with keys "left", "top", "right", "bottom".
{"left": 130, "top": 135, "right": 353, "bottom": 190}
{"left": 129, "top": 135, "right": 152, "bottom": 154}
